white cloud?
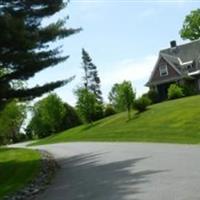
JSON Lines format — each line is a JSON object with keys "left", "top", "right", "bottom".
{"left": 103, "top": 55, "right": 157, "bottom": 85}
{"left": 101, "top": 55, "right": 157, "bottom": 101}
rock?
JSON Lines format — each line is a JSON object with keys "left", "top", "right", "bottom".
{"left": 3, "top": 150, "right": 58, "bottom": 200}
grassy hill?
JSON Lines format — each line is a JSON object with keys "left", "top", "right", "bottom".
{"left": 32, "top": 95, "right": 200, "bottom": 145}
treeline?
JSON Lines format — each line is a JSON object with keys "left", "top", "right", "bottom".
{"left": 0, "top": 47, "right": 175, "bottom": 144}
{"left": 0, "top": 0, "right": 199, "bottom": 144}
{"left": 26, "top": 49, "right": 141, "bottom": 140}
{"left": 0, "top": 0, "right": 80, "bottom": 144}
{"left": 0, "top": 46, "right": 152, "bottom": 144}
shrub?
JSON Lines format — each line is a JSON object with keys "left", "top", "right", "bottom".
{"left": 17, "top": 133, "right": 28, "bottom": 143}
{"left": 134, "top": 96, "right": 151, "bottom": 113}
{"left": 144, "top": 90, "right": 160, "bottom": 104}
{"left": 168, "top": 84, "right": 184, "bottom": 100}
{"left": 62, "top": 103, "right": 82, "bottom": 129}
{"left": 104, "top": 104, "right": 116, "bottom": 117}
{"left": 181, "top": 84, "right": 197, "bottom": 96}
{"left": 93, "top": 103, "right": 104, "bottom": 121}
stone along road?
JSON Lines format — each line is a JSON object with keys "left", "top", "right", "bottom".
{"left": 15, "top": 142, "right": 200, "bottom": 200}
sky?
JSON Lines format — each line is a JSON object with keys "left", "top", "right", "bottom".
{"left": 28, "top": 0, "right": 200, "bottom": 106}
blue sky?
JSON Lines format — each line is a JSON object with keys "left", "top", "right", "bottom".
{"left": 28, "top": 0, "right": 200, "bottom": 105}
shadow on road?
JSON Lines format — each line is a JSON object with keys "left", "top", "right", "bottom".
{"left": 43, "top": 153, "right": 166, "bottom": 200}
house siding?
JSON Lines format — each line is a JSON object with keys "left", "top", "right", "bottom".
{"left": 193, "top": 75, "right": 200, "bottom": 92}
{"left": 150, "top": 57, "right": 180, "bottom": 83}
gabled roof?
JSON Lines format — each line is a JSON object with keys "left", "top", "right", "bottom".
{"left": 146, "top": 54, "right": 182, "bottom": 86}
{"left": 160, "top": 53, "right": 182, "bottom": 74}
{"left": 160, "top": 39, "right": 200, "bottom": 63}
{"left": 146, "top": 39, "right": 200, "bottom": 86}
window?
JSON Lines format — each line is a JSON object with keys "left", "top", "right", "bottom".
{"left": 187, "top": 65, "right": 192, "bottom": 70}
{"left": 159, "top": 65, "right": 168, "bottom": 77}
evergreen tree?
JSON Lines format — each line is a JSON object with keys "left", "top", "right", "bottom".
{"left": 81, "top": 49, "right": 103, "bottom": 103}
{"left": 0, "top": 1, "right": 81, "bottom": 108}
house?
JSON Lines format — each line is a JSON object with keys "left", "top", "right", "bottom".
{"left": 146, "top": 40, "right": 200, "bottom": 101}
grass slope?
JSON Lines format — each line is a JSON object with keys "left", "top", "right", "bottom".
{"left": 32, "top": 95, "right": 200, "bottom": 145}
{"left": 0, "top": 148, "right": 41, "bottom": 199}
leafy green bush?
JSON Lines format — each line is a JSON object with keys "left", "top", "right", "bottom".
{"left": 134, "top": 96, "right": 151, "bottom": 113}
{"left": 104, "top": 104, "right": 116, "bottom": 117}
{"left": 168, "top": 84, "right": 184, "bottom": 100}
{"left": 143, "top": 90, "right": 160, "bottom": 104}
{"left": 181, "top": 84, "right": 197, "bottom": 96}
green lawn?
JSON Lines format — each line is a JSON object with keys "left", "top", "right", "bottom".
{"left": 32, "top": 95, "right": 200, "bottom": 145}
{"left": 0, "top": 148, "right": 41, "bottom": 199}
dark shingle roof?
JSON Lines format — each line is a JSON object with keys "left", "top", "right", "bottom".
{"left": 160, "top": 39, "right": 200, "bottom": 63}
{"left": 146, "top": 39, "right": 200, "bottom": 86}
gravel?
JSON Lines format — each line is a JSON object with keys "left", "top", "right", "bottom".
{"left": 3, "top": 150, "right": 58, "bottom": 200}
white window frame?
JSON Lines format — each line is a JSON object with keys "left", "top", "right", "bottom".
{"left": 159, "top": 65, "right": 168, "bottom": 77}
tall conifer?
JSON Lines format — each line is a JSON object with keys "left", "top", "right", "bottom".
{"left": 81, "top": 49, "right": 102, "bottom": 103}
{"left": 0, "top": 1, "right": 81, "bottom": 108}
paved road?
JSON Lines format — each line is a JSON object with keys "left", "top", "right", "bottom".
{"left": 12, "top": 142, "right": 200, "bottom": 200}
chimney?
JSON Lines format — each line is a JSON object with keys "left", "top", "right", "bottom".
{"left": 170, "top": 40, "right": 177, "bottom": 48}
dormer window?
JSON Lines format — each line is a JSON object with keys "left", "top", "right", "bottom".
{"left": 187, "top": 63, "right": 195, "bottom": 72}
{"left": 187, "top": 65, "right": 192, "bottom": 72}
{"left": 159, "top": 65, "right": 168, "bottom": 77}
{"left": 187, "top": 65, "right": 192, "bottom": 69}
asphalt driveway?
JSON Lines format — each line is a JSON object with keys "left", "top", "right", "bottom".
{"left": 13, "top": 142, "right": 200, "bottom": 200}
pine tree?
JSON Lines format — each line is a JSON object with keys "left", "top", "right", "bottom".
{"left": 82, "top": 49, "right": 91, "bottom": 90}
{"left": 81, "top": 49, "right": 102, "bottom": 103}
{"left": 0, "top": 1, "right": 81, "bottom": 108}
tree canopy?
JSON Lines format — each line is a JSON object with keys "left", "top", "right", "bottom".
{"left": 109, "top": 81, "right": 135, "bottom": 119}
{"left": 27, "top": 93, "right": 81, "bottom": 138}
{"left": 0, "top": 100, "right": 26, "bottom": 144}
{"left": 180, "top": 9, "right": 200, "bottom": 40}
{"left": 0, "top": 0, "right": 81, "bottom": 108}
{"left": 75, "top": 88, "right": 97, "bottom": 123}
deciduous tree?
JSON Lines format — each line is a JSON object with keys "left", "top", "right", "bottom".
{"left": 28, "top": 94, "right": 66, "bottom": 138}
{"left": 0, "top": 100, "right": 26, "bottom": 144}
{"left": 109, "top": 81, "right": 135, "bottom": 119}
{"left": 180, "top": 9, "right": 200, "bottom": 40}
{"left": 75, "top": 88, "right": 97, "bottom": 123}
